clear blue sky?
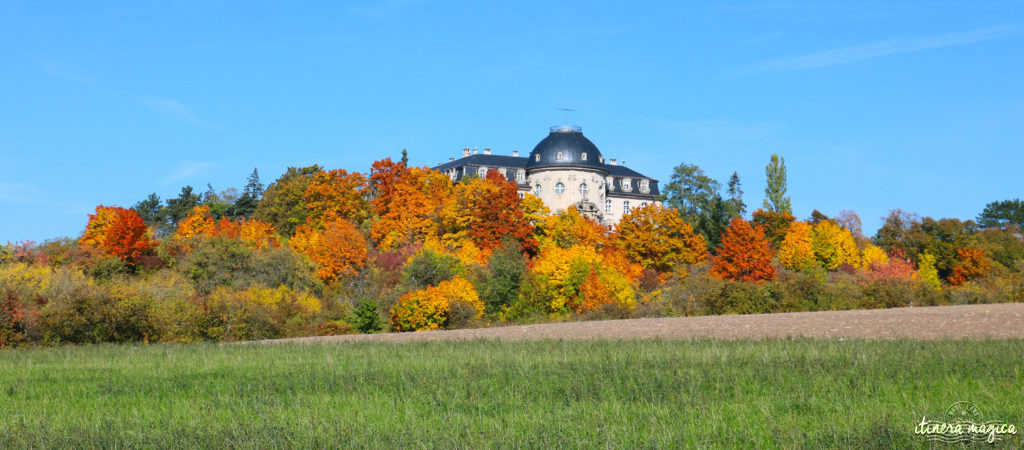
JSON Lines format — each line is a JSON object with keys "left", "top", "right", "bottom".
{"left": 2, "top": 1, "right": 1022, "bottom": 243}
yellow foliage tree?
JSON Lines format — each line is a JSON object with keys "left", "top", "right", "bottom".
{"left": 528, "top": 245, "right": 636, "bottom": 314}
{"left": 917, "top": 252, "right": 941, "bottom": 289}
{"left": 811, "top": 221, "right": 861, "bottom": 270}
{"left": 860, "top": 244, "right": 890, "bottom": 269}
{"left": 777, "top": 221, "right": 815, "bottom": 271}
{"left": 389, "top": 276, "right": 483, "bottom": 331}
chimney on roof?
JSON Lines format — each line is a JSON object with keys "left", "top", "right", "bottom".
{"left": 513, "top": 150, "right": 519, "bottom": 157}
{"left": 463, "top": 148, "right": 470, "bottom": 157}
{"left": 449, "top": 157, "right": 454, "bottom": 162}
{"left": 609, "top": 159, "right": 617, "bottom": 166}
{"left": 472, "top": 148, "right": 478, "bottom": 155}
{"left": 484, "top": 148, "right": 491, "bottom": 155}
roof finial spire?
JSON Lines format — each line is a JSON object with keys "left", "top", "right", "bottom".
{"left": 556, "top": 107, "right": 576, "bottom": 126}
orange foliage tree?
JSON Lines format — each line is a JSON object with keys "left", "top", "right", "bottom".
{"left": 947, "top": 247, "right": 991, "bottom": 286}
{"left": 237, "top": 219, "right": 281, "bottom": 249}
{"left": 710, "top": 218, "right": 776, "bottom": 282}
{"left": 290, "top": 215, "right": 368, "bottom": 282}
{"left": 303, "top": 168, "right": 370, "bottom": 228}
{"left": 528, "top": 245, "right": 636, "bottom": 314}
{"left": 370, "top": 165, "right": 452, "bottom": 250}
{"left": 751, "top": 208, "right": 795, "bottom": 247}
{"left": 174, "top": 205, "right": 217, "bottom": 240}
{"left": 777, "top": 221, "right": 815, "bottom": 271}
{"left": 80, "top": 205, "right": 155, "bottom": 263}
{"left": 612, "top": 203, "right": 707, "bottom": 273}
{"left": 863, "top": 249, "right": 918, "bottom": 281}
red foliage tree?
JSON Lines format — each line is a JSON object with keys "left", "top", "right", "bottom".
{"left": 710, "top": 218, "right": 776, "bottom": 282}
{"left": 461, "top": 170, "right": 537, "bottom": 253}
{"left": 80, "top": 205, "right": 156, "bottom": 264}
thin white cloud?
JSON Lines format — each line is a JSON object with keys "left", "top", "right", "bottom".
{"left": 164, "top": 161, "right": 214, "bottom": 183}
{"left": 140, "top": 97, "right": 199, "bottom": 123}
{"left": 0, "top": 182, "right": 39, "bottom": 204}
{"left": 740, "top": 24, "right": 1021, "bottom": 73}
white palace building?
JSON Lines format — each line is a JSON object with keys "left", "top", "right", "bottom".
{"left": 434, "top": 125, "right": 660, "bottom": 226}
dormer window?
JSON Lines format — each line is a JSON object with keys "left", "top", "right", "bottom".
{"left": 622, "top": 178, "right": 632, "bottom": 192}
{"left": 556, "top": 151, "right": 564, "bottom": 160}
{"left": 581, "top": 152, "right": 587, "bottom": 161}
{"left": 606, "top": 177, "right": 615, "bottom": 191}
{"left": 535, "top": 154, "right": 541, "bottom": 162}
{"left": 640, "top": 179, "right": 650, "bottom": 193}
{"left": 599, "top": 156, "right": 604, "bottom": 163}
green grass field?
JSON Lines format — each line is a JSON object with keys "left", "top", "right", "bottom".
{"left": 0, "top": 338, "right": 1021, "bottom": 448}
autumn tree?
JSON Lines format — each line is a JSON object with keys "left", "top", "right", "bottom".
{"left": 174, "top": 205, "right": 217, "bottom": 240}
{"left": 777, "top": 221, "right": 815, "bottom": 271}
{"left": 441, "top": 170, "right": 536, "bottom": 254}
{"left": 751, "top": 208, "right": 795, "bottom": 247}
{"left": 860, "top": 244, "right": 889, "bottom": 269}
{"left": 303, "top": 168, "right": 371, "bottom": 228}
{"left": 763, "top": 154, "right": 791, "bottom": 214}
{"left": 811, "top": 220, "right": 861, "bottom": 270}
{"left": 237, "top": 219, "right": 281, "bottom": 250}
{"left": 863, "top": 249, "right": 918, "bottom": 282}
{"left": 612, "top": 203, "right": 707, "bottom": 273}
{"left": 527, "top": 245, "right": 636, "bottom": 315}
{"left": 371, "top": 165, "right": 452, "bottom": 250}
{"left": 80, "top": 205, "right": 155, "bottom": 264}
{"left": 255, "top": 165, "right": 323, "bottom": 236}
{"left": 540, "top": 207, "right": 607, "bottom": 250}
{"left": 948, "top": 247, "right": 991, "bottom": 286}
{"left": 290, "top": 215, "right": 368, "bottom": 283}
{"left": 710, "top": 218, "right": 776, "bottom": 282}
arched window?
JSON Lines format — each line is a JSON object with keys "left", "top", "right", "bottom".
{"left": 535, "top": 154, "right": 541, "bottom": 162}
{"left": 579, "top": 183, "right": 588, "bottom": 196}
{"left": 605, "top": 199, "right": 612, "bottom": 214}
{"left": 581, "top": 152, "right": 587, "bottom": 161}
{"left": 555, "top": 182, "right": 565, "bottom": 195}
{"left": 623, "top": 201, "right": 631, "bottom": 215}
{"left": 534, "top": 184, "right": 543, "bottom": 196}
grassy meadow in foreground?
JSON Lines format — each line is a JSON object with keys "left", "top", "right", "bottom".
{"left": 0, "top": 339, "right": 1021, "bottom": 448}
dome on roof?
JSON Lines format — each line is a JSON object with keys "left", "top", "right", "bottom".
{"left": 526, "top": 126, "right": 606, "bottom": 171}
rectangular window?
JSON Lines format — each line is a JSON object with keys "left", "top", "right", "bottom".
{"left": 516, "top": 170, "right": 525, "bottom": 183}
{"left": 640, "top": 180, "right": 649, "bottom": 193}
{"left": 581, "top": 152, "right": 587, "bottom": 161}
{"left": 623, "top": 201, "right": 631, "bottom": 215}
{"left": 605, "top": 199, "right": 612, "bottom": 214}
{"left": 556, "top": 152, "right": 564, "bottom": 160}
{"left": 478, "top": 167, "right": 487, "bottom": 177}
